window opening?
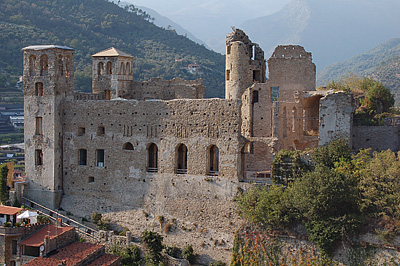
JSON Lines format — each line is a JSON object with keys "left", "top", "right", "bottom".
{"left": 78, "top": 127, "right": 85, "bottom": 136}
{"left": 29, "top": 55, "right": 36, "bottom": 76}
{"left": 176, "top": 144, "right": 187, "bottom": 174}
{"left": 35, "top": 117, "right": 43, "bottom": 135}
{"left": 35, "top": 149, "right": 43, "bottom": 166}
{"left": 226, "top": 70, "right": 230, "bottom": 81}
{"left": 208, "top": 145, "right": 219, "bottom": 176}
{"left": 123, "top": 142, "right": 134, "bottom": 150}
{"left": 147, "top": 143, "right": 158, "bottom": 172}
{"left": 96, "top": 149, "right": 105, "bottom": 167}
{"left": 40, "top": 54, "right": 48, "bottom": 76}
{"left": 97, "top": 126, "right": 105, "bottom": 136}
{"left": 35, "top": 82, "right": 43, "bottom": 96}
{"left": 271, "top": 87, "right": 280, "bottom": 102}
{"left": 79, "top": 149, "right": 87, "bottom": 165}
{"left": 98, "top": 62, "right": 104, "bottom": 76}
{"left": 58, "top": 55, "right": 63, "bottom": 76}
{"left": 88, "top": 176, "right": 94, "bottom": 183}
{"left": 106, "top": 61, "right": 112, "bottom": 74}
{"left": 252, "top": 90, "right": 259, "bottom": 104}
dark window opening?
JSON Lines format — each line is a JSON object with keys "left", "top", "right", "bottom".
{"left": 123, "top": 142, "right": 134, "bottom": 150}
{"left": 79, "top": 149, "right": 87, "bottom": 165}
{"left": 35, "top": 82, "right": 43, "bottom": 96}
{"left": 227, "top": 45, "right": 231, "bottom": 55}
{"left": 78, "top": 127, "right": 85, "bottom": 136}
{"left": 98, "top": 62, "right": 104, "bottom": 76}
{"left": 88, "top": 176, "right": 94, "bottom": 183}
{"left": 96, "top": 149, "right": 105, "bottom": 167}
{"left": 253, "top": 70, "right": 261, "bottom": 82}
{"left": 97, "top": 126, "right": 105, "bottom": 136}
{"left": 29, "top": 55, "right": 36, "bottom": 76}
{"left": 208, "top": 145, "right": 219, "bottom": 176}
{"left": 226, "top": 70, "right": 230, "bottom": 81}
{"left": 106, "top": 61, "right": 112, "bottom": 74}
{"left": 12, "top": 240, "right": 17, "bottom": 255}
{"left": 176, "top": 144, "right": 187, "bottom": 174}
{"left": 58, "top": 55, "right": 63, "bottom": 76}
{"left": 147, "top": 143, "right": 158, "bottom": 173}
{"left": 252, "top": 90, "right": 259, "bottom": 104}
{"left": 35, "top": 149, "right": 43, "bottom": 166}
{"left": 40, "top": 54, "right": 48, "bottom": 76}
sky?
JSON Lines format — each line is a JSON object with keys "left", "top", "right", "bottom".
{"left": 127, "top": 0, "right": 292, "bottom": 52}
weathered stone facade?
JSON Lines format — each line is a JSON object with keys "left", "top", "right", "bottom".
{"left": 22, "top": 30, "right": 358, "bottom": 262}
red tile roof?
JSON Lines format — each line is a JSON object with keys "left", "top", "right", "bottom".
{"left": 24, "top": 242, "right": 106, "bottom": 266}
{"left": 87, "top": 254, "right": 121, "bottom": 266}
{"left": 19, "top": 224, "right": 74, "bottom": 247}
{"left": 0, "top": 206, "right": 23, "bottom": 215}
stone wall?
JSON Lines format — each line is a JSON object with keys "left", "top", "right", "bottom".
{"left": 352, "top": 126, "right": 400, "bottom": 151}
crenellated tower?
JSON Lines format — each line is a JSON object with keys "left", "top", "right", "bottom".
{"left": 23, "top": 45, "right": 74, "bottom": 209}
{"left": 92, "top": 47, "right": 133, "bottom": 99}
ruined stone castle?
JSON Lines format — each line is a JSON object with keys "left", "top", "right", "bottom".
{"left": 21, "top": 29, "right": 394, "bottom": 260}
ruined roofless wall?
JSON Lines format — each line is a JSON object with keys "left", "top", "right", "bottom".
{"left": 123, "top": 77, "right": 205, "bottom": 100}
{"left": 352, "top": 126, "right": 400, "bottom": 152}
{"left": 60, "top": 98, "right": 241, "bottom": 212}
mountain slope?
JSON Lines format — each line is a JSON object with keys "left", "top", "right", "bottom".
{"left": 318, "top": 38, "right": 400, "bottom": 104}
{"left": 0, "top": 0, "right": 224, "bottom": 97}
{"left": 240, "top": 0, "right": 400, "bottom": 70}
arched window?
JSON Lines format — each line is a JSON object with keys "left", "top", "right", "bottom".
{"left": 282, "top": 106, "right": 287, "bottom": 138}
{"left": 65, "top": 56, "right": 70, "bottom": 77}
{"left": 147, "top": 143, "right": 158, "bottom": 172}
{"left": 176, "top": 144, "right": 187, "bottom": 174}
{"left": 98, "top": 62, "right": 104, "bottom": 76}
{"left": 106, "top": 61, "right": 112, "bottom": 74}
{"left": 123, "top": 142, "right": 134, "bottom": 150}
{"left": 29, "top": 55, "right": 36, "bottom": 76}
{"left": 58, "top": 55, "right": 63, "bottom": 76}
{"left": 208, "top": 145, "right": 219, "bottom": 176}
{"left": 119, "top": 62, "right": 125, "bottom": 75}
{"left": 126, "top": 62, "right": 131, "bottom": 75}
{"left": 35, "top": 82, "right": 43, "bottom": 96}
{"left": 40, "top": 54, "right": 48, "bottom": 76}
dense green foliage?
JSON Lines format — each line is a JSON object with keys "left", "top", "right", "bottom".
{"left": 237, "top": 140, "right": 400, "bottom": 257}
{"left": 0, "top": 0, "right": 225, "bottom": 97}
{"left": 327, "top": 76, "right": 395, "bottom": 124}
{"left": 181, "top": 245, "right": 196, "bottom": 264}
{"left": 110, "top": 245, "right": 142, "bottom": 266}
{"left": 271, "top": 149, "right": 310, "bottom": 185}
{"left": 141, "top": 230, "right": 165, "bottom": 265}
{"left": 0, "top": 164, "right": 8, "bottom": 203}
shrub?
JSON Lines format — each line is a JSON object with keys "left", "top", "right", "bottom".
{"left": 163, "top": 246, "right": 181, "bottom": 258}
{"left": 37, "top": 214, "right": 50, "bottom": 224}
{"left": 182, "top": 245, "right": 196, "bottom": 264}
{"left": 142, "top": 230, "right": 164, "bottom": 265}
{"left": 209, "top": 260, "right": 226, "bottom": 266}
{"left": 3, "top": 222, "right": 11, "bottom": 227}
{"left": 91, "top": 211, "right": 102, "bottom": 224}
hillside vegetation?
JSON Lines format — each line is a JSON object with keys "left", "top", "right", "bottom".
{"left": 318, "top": 39, "right": 400, "bottom": 105}
{"left": 0, "top": 0, "right": 225, "bottom": 98}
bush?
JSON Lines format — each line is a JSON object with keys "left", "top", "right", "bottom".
{"left": 37, "top": 214, "right": 50, "bottom": 224}
{"left": 182, "top": 245, "right": 196, "bottom": 264}
{"left": 163, "top": 246, "right": 181, "bottom": 258}
{"left": 3, "top": 222, "right": 11, "bottom": 227}
{"left": 111, "top": 245, "right": 142, "bottom": 266}
{"left": 141, "top": 231, "right": 164, "bottom": 265}
{"left": 91, "top": 211, "right": 102, "bottom": 224}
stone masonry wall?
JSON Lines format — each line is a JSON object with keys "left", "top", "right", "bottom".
{"left": 352, "top": 126, "right": 400, "bottom": 151}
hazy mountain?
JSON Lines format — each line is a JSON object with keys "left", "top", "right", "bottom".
{"left": 0, "top": 0, "right": 225, "bottom": 98}
{"left": 241, "top": 0, "right": 400, "bottom": 70}
{"left": 318, "top": 38, "right": 400, "bottom": 104}
{"left": 116, "top": 1, "right": 208, "bottom": 47}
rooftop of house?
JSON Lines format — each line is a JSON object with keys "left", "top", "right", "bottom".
{"left": 87, "top": 254, "right": 121, "bottom": 266}
{"left": 19, "top": 224, "right": 75, "bottom": 247}
{"left": 92, "top": 47, "right": 133, "bottom": 58}
{"left": 24, "top": 242, "right": 109, "bottom": 266}
{"left": 0, "top": 206, "right": 23, "bottom": 216}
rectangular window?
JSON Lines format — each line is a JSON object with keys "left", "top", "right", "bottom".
{"left": 35, "top": 117, "right": 43, "bottom": 135}
{"left": 35, "top": 149, "right": 43, "bottom": 166}
{"left": 96, "top": 149, "right": 104, "bottom": 167}
{"left": 271, "top": 86, "right": 280, "bottom": 102}
{"left": 97, "top": 126, "right": 105, "bottom": 136}
{"left": 78, "top": 127, "right": 85, "bottom": 136}
{"left": 226, "top": 70, "right": 230, "bottom": 81}
{"left": 12, "top": 240, "right": 17, "bottom": 255}
{"left": 79, "top": 149, "right": 87, "bottom": 166}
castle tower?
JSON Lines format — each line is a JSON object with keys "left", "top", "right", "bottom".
{"left": 92, "top": 47, "right": 133, "bottom": 99}
{"left": 225, "top": 29, "right": 266, "bottom": 100}
{"left": 23, "top": 45, "right": 74, "bottom": 209}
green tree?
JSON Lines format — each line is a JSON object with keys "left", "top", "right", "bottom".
{"left": 141, "top": 230, "right": 164, "bottom": 265}
{"left": 0, "top": 164, "right": 9, "bottom": 203}
{"left": 110, "top": 245, "right": 142, "bottom": 266}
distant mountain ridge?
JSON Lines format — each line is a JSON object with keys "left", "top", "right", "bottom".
{"left": 0, "top": 0, "right": 225, "bottom": 97}
{"left": 318, "top": 38, "right": 400, "bottom": 104}
{"left": 240, "top": 0, "right": 400, "bottom": 70}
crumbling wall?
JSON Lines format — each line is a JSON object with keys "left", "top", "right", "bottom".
{"left": 319, "top": 92, "right": 354, "bottom": 146}
{"left": 123, "top": 78, "right": 205, "bottom": 100}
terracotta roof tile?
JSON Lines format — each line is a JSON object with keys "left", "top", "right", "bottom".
{"left": 24, "top": 242, "right": 106, "bottom": 266}
{"left": 0, "top": 206, "right": 23, "bottom": 215}
{"left": 87, "top": 254, "right": 121, "bottom": 266}
{"left": 19, "top": 224, "right": 75, "bottom": 247}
